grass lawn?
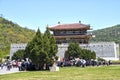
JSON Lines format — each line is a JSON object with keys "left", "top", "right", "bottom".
{"left": 0, "top": 65, "right": 120, "bottom": 80}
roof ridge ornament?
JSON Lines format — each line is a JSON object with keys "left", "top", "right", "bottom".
{"left": 58, "top": 21, "right": 60, "bottom": 24}
{"left": 79, "top": 21, "right": 81, "bottom": 24}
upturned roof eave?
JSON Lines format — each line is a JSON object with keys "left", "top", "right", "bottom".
{"left": 49, "top": 27, "right": 90, "bottom": 31}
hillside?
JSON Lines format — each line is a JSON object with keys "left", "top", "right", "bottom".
{"left": 0, "top": 17, "right": 35, "bottom": 59}
{"left": 90, "top": 24, "right": 120, "bottom": 44}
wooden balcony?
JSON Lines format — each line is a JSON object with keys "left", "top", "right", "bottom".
{"left": 54, "top": 34, "right": 92, "bottom": 39}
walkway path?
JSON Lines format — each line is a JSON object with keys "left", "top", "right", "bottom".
{"left": 0, "top": 67, "right": 19, "bottom": 75}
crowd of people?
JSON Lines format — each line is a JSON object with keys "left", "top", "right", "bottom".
{"left": 0, "top": 60, "right": 14, "bottom": 71}
{"left": 0, "top": 59, "right": 35, "bottom": 71}
{"left": 57, "top": 58, "right": 112, "bottom": 67}
{"left": 0, "top": 58, "right": 112, "bottom": 72}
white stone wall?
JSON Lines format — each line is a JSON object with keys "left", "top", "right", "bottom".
{"left": 9, "top": 43, "right": 27, "bottom": 60}
{"left": 57, "top": 42, "right": 119, "bottom": 61}
{"left": 81, "top": 42, "right": 119, "bottom": 60}
{"left": 9, "top": 42, "right": 119, "bottom": 61}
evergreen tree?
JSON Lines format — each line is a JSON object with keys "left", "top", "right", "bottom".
{"left": 43, "top": 28, "right": 51, "bottom": 55}
{"left": 42, "top": 28, "right": 51, "bottom": 68}
{"left": 44, "top": 28, "right": 58, "bottom": 65}
{"left": 67, "top": 42, "right": 82, "bottom": 59}
{"left": 25, "top": 28, "right": 44, "bottom": 69}
{"left": 25, "top": 28, "right": 58, "bottom": 70}
{"left": 49, "top": 35, "right": 58, "bottom": 57}
{"left": 67, "top": 42, "right": 96, "bottom": 60}
{"left": 12, "top": 50, "right": 25, "bottom": 60}
{"left": 80, "top": 49, "right": 96, "bottom": 60}
{"left": 91, "top": 51, "right": 96, "bottom": 60}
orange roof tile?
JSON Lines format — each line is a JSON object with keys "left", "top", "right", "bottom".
{"left": 48, "top": 23, "right": 90, "bottom": 31}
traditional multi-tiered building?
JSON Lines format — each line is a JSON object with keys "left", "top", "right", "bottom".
{"left": 48, "top": 22, "right": 92, "bottom": 44}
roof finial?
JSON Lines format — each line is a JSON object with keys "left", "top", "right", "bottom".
{"left": 79, "top": 21, "right": 81, "bottom": 23}
{"left": 58, "top": 21, "right": 60, "bottom": 24}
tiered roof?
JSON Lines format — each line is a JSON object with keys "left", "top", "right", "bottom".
{"left": 48, "top": 23, "right": 90, "bottom": 31}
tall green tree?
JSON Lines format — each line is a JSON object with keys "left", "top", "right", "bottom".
{"left": 49, "top": 35, "right": 58, "bottom": 58}
{"left": 81, "top": 49, "right": 96, "bottom": 60}
{"left": 25, "top": 28, "right": 58, "bottom": 70}
{"left": 67, "top": 42, "right": 82, "bottom": 59}
{"left": 67, "top": 42, "right": 96, "bottom": 60}
{"left": 25, "top": 28, "right": 44, "bottom": 69}
{"left": 12, "top": 50, "right": 25, "bottom": 60}
{"left": 44, "top": 28, "right": 58, "bottom": 65}
{"left": 43, "top": 28, "right": 51, "bottom": 56}
{"left": 91, "top": 51, "right": 96, "bottom": 60}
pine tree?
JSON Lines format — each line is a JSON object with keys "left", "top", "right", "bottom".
{"left": 25, "top": 28, "right": 44, "bottom": 69}
{"left": 25, "top": 28, "right": 58, "bottom": 70}
{"left": 44, "top": 28, "right": 58, "bottom": 66}
{"left": 67, "top": 42, "right": 96, "bottom": 60}
{"left": 43, "top": 28, "right": 51, "bottom": 55}
{"left": 12, "top": 50, "right": 25, "bottom": 60}
{"left": 49, "top": 35, "right": 58, "bottom": 57}
{"left": 67, "top": 42, "right": 82, "bottom": 59}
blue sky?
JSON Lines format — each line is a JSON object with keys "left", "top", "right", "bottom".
{"left": 0, "top": 0, "right": 120, "bottom": 32}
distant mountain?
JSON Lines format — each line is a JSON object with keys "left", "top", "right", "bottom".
{"left": 90, "top": 24, "right": 120, "bottom": 44}
{"left": 0, "top": 17, "right": 35, "bottom": 58}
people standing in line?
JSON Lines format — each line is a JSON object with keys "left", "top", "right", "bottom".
{"left": 6, "top": 62, "right": 11, "bottom": 71}
{"left": 18, "top": 61, "right": 22, "bottom": 71}
{"left": 81, "top": 59, "right": 86, "bottom": 67}
{"left": 0, "top": 63, "right": 4, "bottom": 69}
{"left": 108, "top": 60, "right": 111, "bottom": 65}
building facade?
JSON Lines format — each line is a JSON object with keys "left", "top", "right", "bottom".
{"left": 48, "top": 22, "right": 92, "bottom": 44}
